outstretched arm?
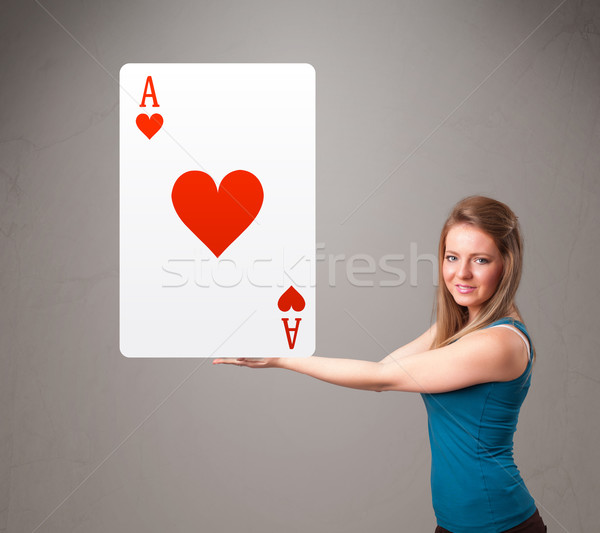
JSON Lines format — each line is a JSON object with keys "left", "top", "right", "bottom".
{"left": 212, "top": 325, "right": 528, "bottom": 394}
{"left": 212, "top": 324, "right": 437, "bottom": 392}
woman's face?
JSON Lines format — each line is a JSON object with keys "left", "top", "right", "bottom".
{"left": 442, "top": 223, "right": 504, "bottom": 321}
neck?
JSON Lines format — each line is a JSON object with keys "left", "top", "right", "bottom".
{"left": 466, "top": 307, "right": 480, "bottom": 325}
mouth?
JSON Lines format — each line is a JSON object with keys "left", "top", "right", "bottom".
{"left": 455, "top": 284, "right": 476, "bottom": 294}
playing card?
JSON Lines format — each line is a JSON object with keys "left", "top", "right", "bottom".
{"left": 119, "top": 64, "right": 315, "bottom": 357}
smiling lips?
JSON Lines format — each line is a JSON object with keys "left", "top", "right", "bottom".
{"left": 456, "top": 284, "right": 476, "bottom": 294}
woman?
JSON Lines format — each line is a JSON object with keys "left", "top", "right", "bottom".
{"left": 214, "top": 196, "right": 546, "bottom": 533}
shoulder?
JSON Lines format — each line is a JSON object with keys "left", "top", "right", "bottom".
{"left": 429, "top": 322, "right": 438, "bottom": 337}
{"left": 420, "top": 322, "right": 437, "bottom": 346}
{"left": 458, "top": 325, "right": 529, "bottom": 381}
{"left": 420, "top": 321, "right": 438, "bottom": 346}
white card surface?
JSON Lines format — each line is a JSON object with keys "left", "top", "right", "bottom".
{"left": 120, "top": 64, "right": 315, "bottom": 357}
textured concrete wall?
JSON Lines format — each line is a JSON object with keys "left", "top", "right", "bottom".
{"left": 1, "top": 1, "right": 598, "bottom": 531}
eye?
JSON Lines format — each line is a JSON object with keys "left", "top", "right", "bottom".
{"left": 474, "top": 258, "right": 489, "bottom": 264}
{"left": 445, "top": 255, "right": 457, "bottom": 262}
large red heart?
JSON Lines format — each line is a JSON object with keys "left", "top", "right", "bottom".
{"left": 136, "top": 113, "right": 163, "bottom": 139}
{"left": 171, "top": 170, "right": 263, "bottom": 257}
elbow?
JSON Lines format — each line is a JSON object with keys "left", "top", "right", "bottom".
{"left": 374, "top": 363, "right": 404, "bottom": 392}
{"left": 372, "top": 380, "right": 398, "bottom": 393}
{"left": 366, "top": 376, "right": 387, "bottom": 393}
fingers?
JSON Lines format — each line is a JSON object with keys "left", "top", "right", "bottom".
{"left": 212, "top": 358, "right": 268, "bottom": 367}
{"left": 212, "top": 358, "right": 244, "bottom": 365}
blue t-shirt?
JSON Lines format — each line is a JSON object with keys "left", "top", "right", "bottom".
{"left": 421, "top": 318, "right": 537, "bottom": 533}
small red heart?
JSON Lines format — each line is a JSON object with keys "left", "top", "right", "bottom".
{"left": 136, "top": 113, "right": 163, "bottom": 139}
{"left": 278, "top": 286, "right": 305, "bottom": 312}
{"left": 171, "top": 170, "right": 263, "bottom": 257}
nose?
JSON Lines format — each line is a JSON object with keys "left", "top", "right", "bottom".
{"left": 457, "top": 260, "right": 472, "bottom": 280}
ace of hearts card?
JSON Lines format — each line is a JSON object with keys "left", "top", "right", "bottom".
{"left": 119, "top": 64, "right": 315, "bottom": 357}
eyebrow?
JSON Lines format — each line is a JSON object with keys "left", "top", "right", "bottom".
{"left": 444, "top": 250, "right": 495, "bottom": 257}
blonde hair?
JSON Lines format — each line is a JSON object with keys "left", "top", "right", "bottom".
{"left": 431, "top": 195, "right": 535, "bottom": 362}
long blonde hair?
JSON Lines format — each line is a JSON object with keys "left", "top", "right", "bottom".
{"left": 431, "top": 196, "right": 534, "bottom": 362}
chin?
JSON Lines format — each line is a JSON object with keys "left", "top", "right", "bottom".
{"left": 452, "top": 293, "right": 479, "bottom": 307}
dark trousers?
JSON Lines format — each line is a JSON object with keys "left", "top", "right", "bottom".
{"left": 435, "top": 508, "right": 547, "bottom": 533}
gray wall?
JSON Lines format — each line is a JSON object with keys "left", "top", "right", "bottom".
{"left": 1, "top": 0, "right": 599, "bottom": 531}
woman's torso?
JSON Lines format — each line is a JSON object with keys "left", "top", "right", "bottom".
{"left": 421, "top": 318, "right": 537, "bottom": 533}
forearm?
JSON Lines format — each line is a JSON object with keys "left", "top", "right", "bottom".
{"left": 275, "top": 356, "right": 386, "bottom": 392}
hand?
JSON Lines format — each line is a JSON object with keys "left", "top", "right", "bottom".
{"left": 212, "top": 357, "right": 281, "bottom": 368}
